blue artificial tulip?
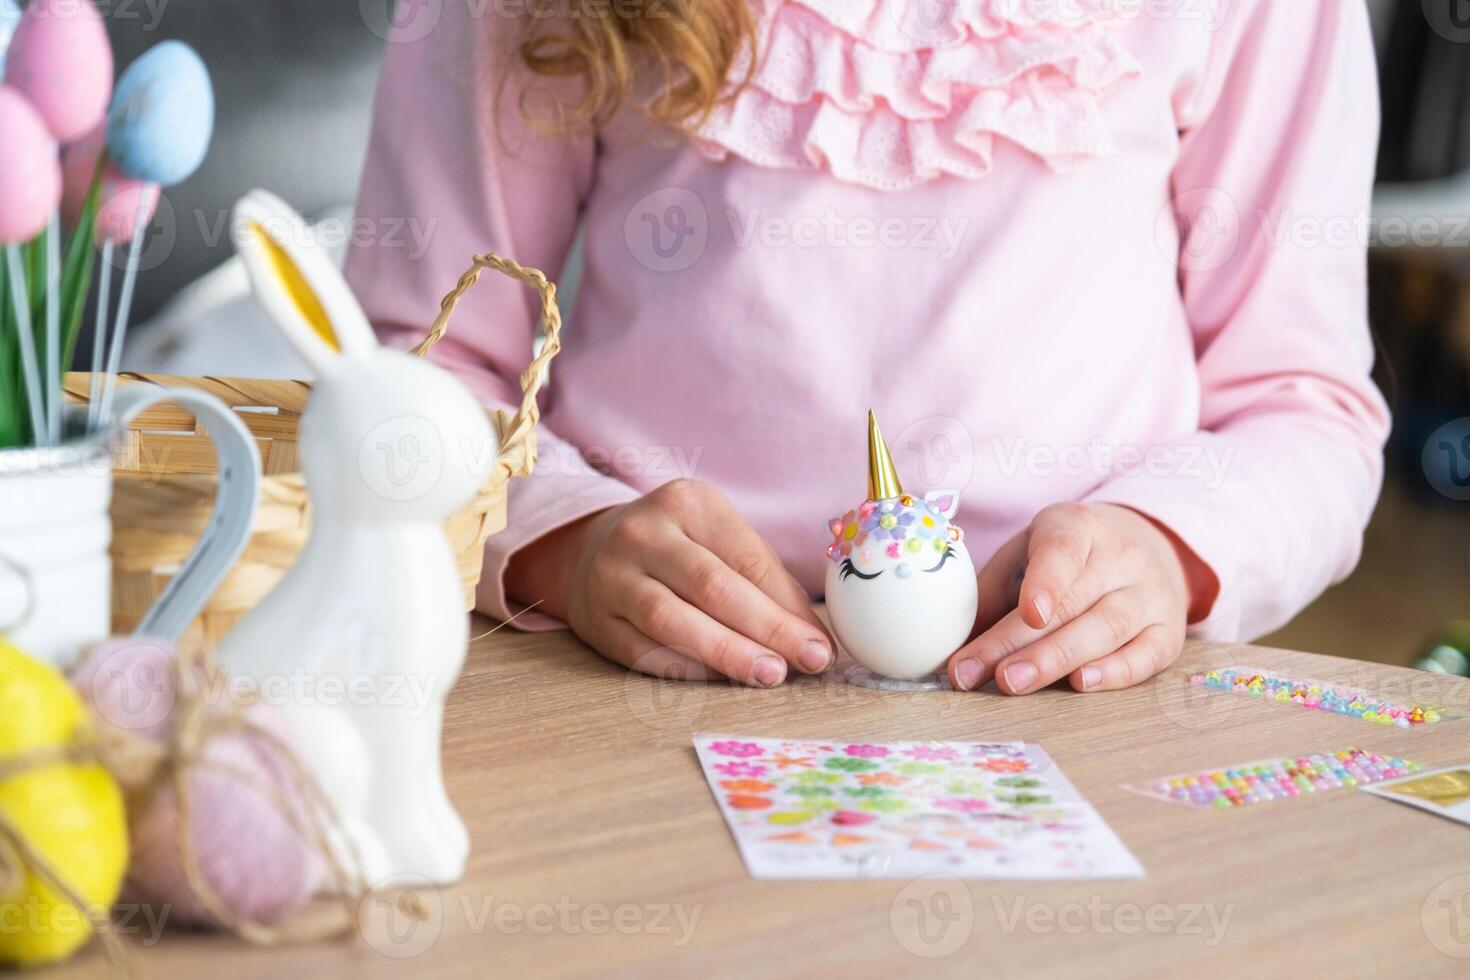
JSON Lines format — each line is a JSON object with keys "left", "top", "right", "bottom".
{"left": 107, "top": 40, "right": 215, "bottom": 187}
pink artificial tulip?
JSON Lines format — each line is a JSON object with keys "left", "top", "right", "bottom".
{"left": 94, "top": 171, "right": 159, "bottom": 247}
{"left": 3, "top": 0, "right": 112, "bottom": 142}
{"left": 0, "top": 86, "right": 61, "bottom": 243}
{"left": 60, "top": 124, "right": 159, "bottom": 245}
{"left": 59, "top": 121, "right": 104, "bottom": 227}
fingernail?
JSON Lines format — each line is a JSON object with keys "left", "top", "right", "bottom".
{"left": 754, "top": 656, "right": 786, "bottom": 687}
{"left": 1004, "top": 662, "right": 1038, "bottom": 694}
{"left": 799, "top": 640, "right": 831, "bottom": 673}
{"left": 1031, "top": 592, "right": 1053, "bottom": 626}
{"left": 955, "top": 659, "right": 982, "bottom": 691}
{"left": 1080, "top": 666, "right": 1103, "bottom": 691}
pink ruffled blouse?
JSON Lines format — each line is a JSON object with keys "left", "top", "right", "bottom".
{"left": 345, "top": 0, "right": 1389, "bottom": 642}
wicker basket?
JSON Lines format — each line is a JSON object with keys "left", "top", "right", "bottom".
{"left": 63, "top": 253, "right": 561, "bottom": 648}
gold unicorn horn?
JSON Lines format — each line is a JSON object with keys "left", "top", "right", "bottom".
{"left": 867, "top": 410, "right": 904, "bottom": 501}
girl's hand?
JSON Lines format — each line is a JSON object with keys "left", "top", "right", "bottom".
{"left": 505, "top": 479, "right": 834, "bottom": 687}
{"left": 946, "top": 503, "right": 1216, "bottom": 694}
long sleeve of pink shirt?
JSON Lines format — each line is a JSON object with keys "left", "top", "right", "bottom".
{"left": 346, "top": 0, "right": 1389, "bottom": 642}
{"left": 1082, "top": 0, "right": 1389, "bottom": 639}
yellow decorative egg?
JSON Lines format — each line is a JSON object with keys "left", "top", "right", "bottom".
{"left": 0, "top": 640, "right": 128, "bottom": 967}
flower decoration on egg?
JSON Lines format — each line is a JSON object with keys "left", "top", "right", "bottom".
{"left": 823, "top": 412, "right": 979, "bottom": 682}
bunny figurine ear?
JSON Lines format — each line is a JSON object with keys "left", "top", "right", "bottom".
{"left": 925, "top": 490, "right": 961, "bottom": 520}
{"left": 231, "top": 189, "right": 377, "bottom": 374}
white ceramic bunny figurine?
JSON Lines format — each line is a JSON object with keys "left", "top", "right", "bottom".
{"left": 217, "top": 190, "right": 495, "bottom": 885}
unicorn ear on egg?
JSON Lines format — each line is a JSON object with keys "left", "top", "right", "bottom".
{"left": 925, "top": 490, "right": 961, "bottom": 520}
{"left": 231, "top": 189, "right": 378, "bottom": 376}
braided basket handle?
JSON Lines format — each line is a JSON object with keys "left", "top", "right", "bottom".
{"left": 408, "top": 253, "right": 562, "bottom": 475}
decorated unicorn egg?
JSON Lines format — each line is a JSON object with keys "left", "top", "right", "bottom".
{"left": 824, "top": 412, "right": 978, "bottom": 681}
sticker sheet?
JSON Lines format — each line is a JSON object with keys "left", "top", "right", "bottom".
{"left": 1362, "top": 765, "right": 1470, "bottom": 827}
{"left": 1125, "top": 747, "right": 1420, "bottom": 810}
{"left": 692, "top": 735, "right": 1144, "bottom": 880}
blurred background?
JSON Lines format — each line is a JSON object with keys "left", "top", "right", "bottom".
{"left": 96, "top": 0, "right": 1469, "bottom": 673}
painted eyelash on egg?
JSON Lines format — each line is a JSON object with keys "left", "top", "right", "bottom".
{"left": 839, "top": 558, "right": 881, "bottom": 581}
{"left": 925, "top": 544, "right": 956, "bottom": 573}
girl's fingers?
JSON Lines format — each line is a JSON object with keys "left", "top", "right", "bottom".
{"left": 1067, "top": 624, "right": 1180, "bottom": 692}
{"left": 645, "top": 540, "right": 833, "bottom": 673}
{"left": 623, "top": 580, "right": 789, "bottom": 688}
{"left": 948, "top": 562, "right": 1118, "bottom": 691}
{"left": 597, "top": 617, "right": 713, "bottom": 682}
{"left": 973, "top": 530, "right": 1027, "bottom": 634}
{"left": 947, "top": 604, "right": 1063, "bottom": 692}
{"left": 993, "top": 588, "right": 1148, "bottom": 695}
{"left": 1018, "top": 505, "right": 1094, "bottom": 629}
{"left": 656, "top": 479, "right": 834, "bottom": 647}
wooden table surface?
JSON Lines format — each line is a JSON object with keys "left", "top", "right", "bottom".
{"left": 56, "top": 623, "right": 1470, "bottom": 978}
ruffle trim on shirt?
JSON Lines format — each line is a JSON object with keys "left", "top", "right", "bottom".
{"left": 694, "top": 0, "right": 1141, "bottom": 191}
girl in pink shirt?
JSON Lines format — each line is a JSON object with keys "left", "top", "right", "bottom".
{"left": 346, "top": 0, "right": 1388, "bottom": 694}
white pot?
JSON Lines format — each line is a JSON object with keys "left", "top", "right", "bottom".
{"left": 0, "top": 386, "right": 260, "bottom": 668}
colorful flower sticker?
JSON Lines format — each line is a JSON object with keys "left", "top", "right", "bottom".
{"left": 845, "top": 744, "right": 890, "bottom": 759}
{"left": 768, "top": 812, "right": 814, "bottom": 825}
{"left": 857, "top": 797, "right": 911, "bottom": 814}
{"left": 715, "top": 761, "right": 768, "bottom": 778}
{"left": 727, "top": 794, "right": 773, "bottom": 809}
{"left": 793, "top": 771, "right": 842, "bottom": 785}
{"left": 720, "top": 779, "right": 776, "bottom": 793}
{"left": 825, "top": 757, "right": 880, "bottom": 773}
{"left": 977, "top": 758, "right": 1030, "bottom": 773}
{"left": 936, "top": 797, "right": 991, "bottom": 813}
{"left": 711, "top": 740, "right": 764, "bottom": 757}
{"left": 906, "top": 746, "right": 959, "bottom": 762}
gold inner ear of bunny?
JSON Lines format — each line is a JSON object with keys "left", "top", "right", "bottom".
{"left": 247, "top": 220, "right": 340, "bottom": 352}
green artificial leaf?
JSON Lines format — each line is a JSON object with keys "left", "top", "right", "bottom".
{"left": 0, "top": 256, "right": 18, "bottom": 449}
{"left": 60, "top": 179, "right": 103, "bottom": 374}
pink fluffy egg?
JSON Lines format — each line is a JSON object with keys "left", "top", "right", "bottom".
{"left": 3, "top": 0, "right": 112, "bottom": 141}
{"left": 0, "top": 85, "right": 61, "bottom": 243}
{"left": 72, "top": 639, "right": 324, "bottom": 928}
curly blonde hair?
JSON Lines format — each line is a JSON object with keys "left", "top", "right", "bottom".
{"left": 512, "top": 0, "right": 757, "bottom": 135}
